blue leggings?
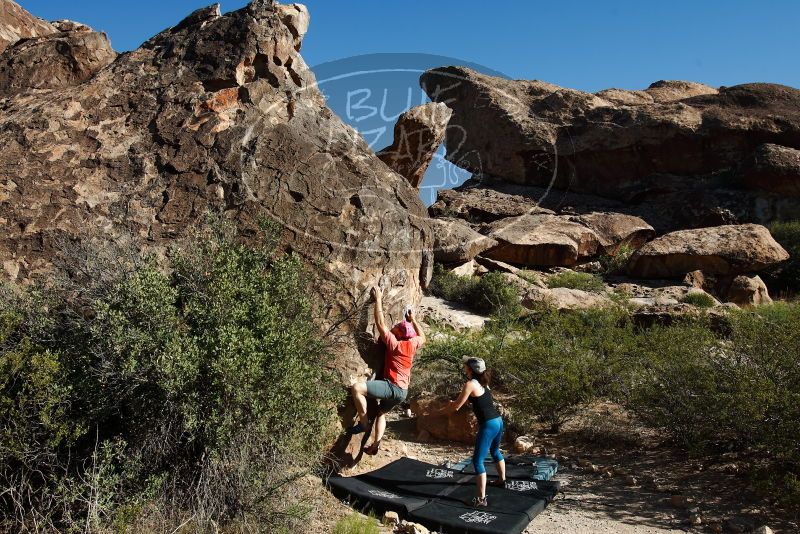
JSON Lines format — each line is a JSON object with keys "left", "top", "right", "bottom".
{"left": 473, "top": 416, "right": 504, "bottom": 475}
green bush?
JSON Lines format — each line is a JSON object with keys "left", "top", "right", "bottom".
{"left": 0, "top": 222, "right": 339, "bottom": 532}
{"left": 600, "top": 242, "right": 636, "bottom": 274}
{"left": 546, "top": 271, "right": 606, "bottom": 293}
{"left": 766, "top": 220, "right": 800, "bottom": 296}
{"left": 332, "top": 513, "right": 380, "bottom": 534}
{"left": 429, "top": 266, "right": 520, "bottom": 316}
{"left": 680, "top": 291, "right": 717, "bottom": 308}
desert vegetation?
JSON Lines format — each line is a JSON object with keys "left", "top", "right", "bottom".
{"left": 419, "top": 302, "right": 800, "bottom": 508}
{"left": 0, "top": 221, "right": 340, "bottom": 533}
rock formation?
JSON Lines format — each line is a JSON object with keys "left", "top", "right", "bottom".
{"left": 430, "top": 217, "right": 496, "bottom": 263}
{"left": 0, "top": 1, "right": 431, "bottom": 378}
{"left": 420, "top": 66, "right": 800, "bottom": 228}
{"left": 377, "top": 102, "right": 451, "bottom": 188}
{"left": 626, "top": 224, "right": 788, "bottom": 279}
{"left": 0, "top": 19, "right": 116, "bottom": 96}
{"left": 0, "top": 0, "right": 54, "bottom": 52}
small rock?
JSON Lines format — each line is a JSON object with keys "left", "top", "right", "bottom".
{"left": 708, "top": 522, "right": 723, "bottom": 533}
{"left": 589, "top": 464, "right": 601, "bottom": 473}
{"left": 752, "top": 527, "right": 774, "bottom": 534}
{"left": 669, "top": 495, "right": 690, "bottom": 508}
{"left": 687, "top": 513, "right": 702, "bottom": 526}
{"left": 624, "top": 475, "right": 637, "bottom": 486}
{"left": 603, "top": 471, "right": 614, "bottom": 478}
{"left": 513, "top": 435, "right": 536, "bottom": 453}
{"left": 578, "top": 458, "right": 593, "bottom": 468}
{"left": 383, "top": 511, "right": 399, "bottom": 526}
{"left": 404, "top": 408, "right": 413, "bottom": 418}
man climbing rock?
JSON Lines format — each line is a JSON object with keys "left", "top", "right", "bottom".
{"left": 349, "top": 286, "right": 426, "bottom": 455}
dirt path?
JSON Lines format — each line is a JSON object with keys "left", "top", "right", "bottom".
{"left": 312, "top": 413, "right": 796, "bottom": 534}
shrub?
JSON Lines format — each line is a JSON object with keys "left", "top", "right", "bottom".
{"left": 546, "top": 271, "right": 606, "bottom": 293}
{"left": 766, "top": 220, "right": 800, "bottom": 296}
{"left": 600, "top": 242, "right": 636, "bottom": 274}
{"left": 429, "top": 264, "right": 479, "bottom": 303}
{"left": 0, "top": 222, "right": 340, "bottom": 532}
{"left": 680, "top": 291, "right": 716, "bottom": 308}
{"left": 429, "top": 266, "right": 520, "bottom": 316}
{"left": 332, "top": 513, "right": 380, "bottom": 534}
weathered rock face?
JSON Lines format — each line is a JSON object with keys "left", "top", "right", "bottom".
{"left": 377, "top": 102, "right": 451, "bottom": 188}
{"left": 569, "top": 212, "right": 654, "bottom": 254}
{"left": 739, "top": 143, "right": 800, "bottom": 196}
{"left": 0, "top": 1, "right": 431, "bottom": 378}
{"left": 627, "top": 224, "right": 789, "bottom": 279}
{"left": 484, "top": 214, "right": 600, "bottom": 267}
{"left": 420, "top": 66, "right": 800, "bottom": 226}
{"left": 522, "top": 286, "right": 611, "bottom": 311}
{"left": 0, "top": 21, "right": 116, "bottom": 96}
{"left": 0, "top": 0, "right": 54, "bottom": 52}
{"left": 431, "top": 217, "right": 497, "bottom": 263}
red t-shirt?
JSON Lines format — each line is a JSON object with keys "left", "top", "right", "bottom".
{"left": 381, "top": 331, "right": 422, "bottom": 390}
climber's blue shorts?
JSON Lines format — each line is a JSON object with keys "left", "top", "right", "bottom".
{"left": 473, "top": 416, "right": 504, "bottom": 475}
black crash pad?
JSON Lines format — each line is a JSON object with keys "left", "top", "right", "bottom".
{"left": 327, "top": 457, "right": 557, "bottom": 534}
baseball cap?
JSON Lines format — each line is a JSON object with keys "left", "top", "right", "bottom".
{"left": 463, "top": 356, "right": 486, "bottom": 374}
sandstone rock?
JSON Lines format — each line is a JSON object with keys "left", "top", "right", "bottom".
{"left": 739, "top": 143, "right": 800, "bottom": 196}
{"left": 522, "top": 286, "right": 611, "bottom": 311}
{"left": 377, "top": 102, "right": 452, "bottom": 188}
{"left": 513, "top": 435, "right": 536, "bottom": 453}
{"left": 0, "top": 22, "right": 116, "bottom": 96}
{"left": 484, "top": 214, "right": 601, "bottom": 267}
{"left": 431, "top": 217, "right": 497, "bottom": 263}
{"left": 420, "top": 66, "right": 800, "bottom": 221}
{"left": 627, "top": 225, "right": 789, "bottom": 278}
{"left": 0, "top": 1, "right": 431, "bottom": 380}
{"left": 570, "top": 212, "right": 654, "bottom": 254}
{"left": 474, "top": 255, "right": 522, "bottom": 275}
{"left": 382, "top": 511, "right": 399, "bottom": 526}
{"left": 419, "top": 296, "right": 488, "bottom": 331}
{"left": 448, "top": 259, "right": 479, "bottom": 277}
{"left": 429, "top": 184, "right": 553, "bottom": 223}
{"left": 410, "top": 396, "right": 479, "bottom": 444}
{"left": 276, "top": 3, "right": 309, "bottom": 50}
{"left": 0, "top": 0, "right": 55, "bottom": 52}
{"left": 725, "top": 275, "right": 772, "bottom": 307}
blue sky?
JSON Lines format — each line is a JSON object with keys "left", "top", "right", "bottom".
{"left": 20, "top": 0, "right": 800, "bottom": 91}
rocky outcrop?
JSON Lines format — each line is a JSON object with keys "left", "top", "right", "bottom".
{"left": 419, "top": 295, "right": 488, "bottom": 331}
{"left": 484, "top": 214, "right": 600, "bottom": 267}
{"left": 420, "top": 66, "right": 800, "bottom": 227}
{"left": 431, "top": 217, "right": 497, "bottom": 263}
{"left": 739, "top": 144, "right": 800, "bottom": 196}
{"left": 377, "top": 102, "right": 451, "bottom": 188}
{"left": 0, "top": 0, "right": 54, "bottom": 52}
{"left": 569, "top": 212, "right": 654, "bottom": 254}
{"left": 429, "top": 184, "right": 553, "bottom": 223}
{"left": 0, "top": 1, "right": 431, "bottom": 378}
{"left": 627, "top": 225, "right": 789, "bottom": 279}
{"left": 522, "top": 286, "right": 611, "bottom": 311}
{"left": 0, "top": 20, "right": 116, "bottom": 96}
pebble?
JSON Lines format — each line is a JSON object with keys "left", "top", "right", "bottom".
{"left": 383, "top": 511, "right": 399, "bottom": 526}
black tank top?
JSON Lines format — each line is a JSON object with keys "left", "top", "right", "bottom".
{"left": 468, "top": 381, "right": 501, "bottom": 424}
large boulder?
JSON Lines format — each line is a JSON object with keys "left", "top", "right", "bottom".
{"left": 627, "top": 224, "right": 789, "bottom": 279}
{"left": 0, "top": 1, "right": 432, "bottom": 379}
{"left": 0, "top": 20, "right": 116, "bottom": 96}
{"left": 429, "top": 183, "right": 553, "bottom": 223}
{"left": 410, "top": 396, "right": 478, "bottom": 444}
{"left": 420, "top": 66, "right": 800, "bottom": 224}
{"left": 0, "top": 0, "right": 54, "bottom": 52}
{"left": 570, "top": 212, "right": 654, "bottom": 254}
{"left": 431, "top": 217, "right": 497, "bottom": 263}
{"left": 377, "top": 102, "right": 452, "bottom": 188}
{"left": 724, "top": 275, "right": 773, "bottom": 307}
{"left": 484, "top": 214, "right": 600, "bottom": 267}
{"left": 522, "top": 286, "right": 611, "bottom": 311}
